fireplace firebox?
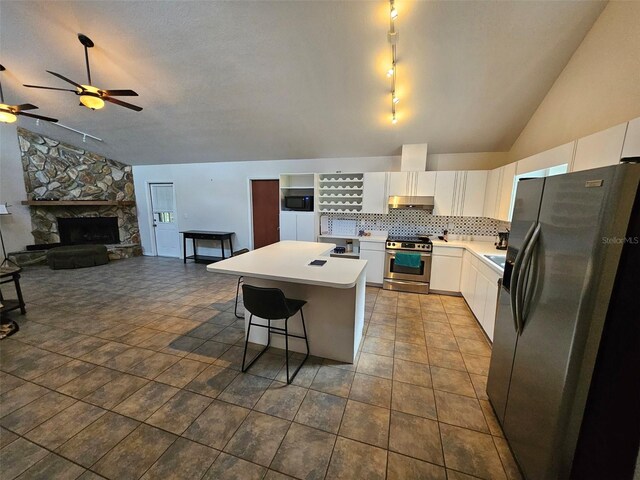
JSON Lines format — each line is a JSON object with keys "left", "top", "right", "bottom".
{"left": 57, "top": 217, "right": 120, "bottom": 245}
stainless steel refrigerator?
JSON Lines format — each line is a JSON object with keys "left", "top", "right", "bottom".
{"left": 487, "top": 163, "right": 640, "bottom": 480}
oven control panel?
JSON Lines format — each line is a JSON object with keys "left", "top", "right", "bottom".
{"left": 386, "top": 241, "right": 432, "bottom": 252}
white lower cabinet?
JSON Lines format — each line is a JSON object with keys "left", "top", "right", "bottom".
{"left": 359, "top": 241, "right": 385, "bottom": 285}
{"left": 460, "top": 251, "right": 477, "bottom": 305}
{"left": 279, "top": 212, "right": 315, "bottom": 241}
{"left": 430, "top": 247, "right": 462, "bottom": 293}
{"left": 459, "top": 250, "right": 500, "bottom": 341}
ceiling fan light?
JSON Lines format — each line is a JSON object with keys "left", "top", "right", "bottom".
{"left": 80, "top": 94, "right": 105, "bottom": 110}
{"left": 0, "top": 107, "right": 17, "bottom": 123}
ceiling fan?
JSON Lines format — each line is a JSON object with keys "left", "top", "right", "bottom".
{"left": 23, "top": 34, "right": 142, "bottom": 112}
{"left": 0, "top": 65, "right": 58, "bottom": 124}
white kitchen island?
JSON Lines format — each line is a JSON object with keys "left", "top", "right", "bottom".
{"left": 206, "top": 241, "right": 367, "bottom": 363}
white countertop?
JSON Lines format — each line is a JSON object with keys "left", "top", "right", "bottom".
{"left": 432, "top": 239, "right": 506, "bottom": 273}
{"left": 317, "top": 234, "right": 388, "bottom": 243}
{"left": 206, "top": 241, "right": 368, "bottom": 289}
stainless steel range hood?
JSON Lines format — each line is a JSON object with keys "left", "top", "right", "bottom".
{"left": 388, "top": 196, "right": 434, "bottom": 211}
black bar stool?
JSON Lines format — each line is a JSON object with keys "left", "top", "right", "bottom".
{"left": 232, "top": 248, "right": 250, "bottom": 318}
{"left": 241, "top": 284, "right": 309, "bottom": 384}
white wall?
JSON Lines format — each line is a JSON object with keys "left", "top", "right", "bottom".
{"left": 509, "top": 1, "right": 640, "bottom": 161}
{"left": 133, "top": 156, "right": 399, "bottom": 257}
{"left": 0, "top": 125, "right": 33, "bottom": 253}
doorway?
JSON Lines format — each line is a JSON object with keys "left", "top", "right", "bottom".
{"left": 149, "top": 182, "right": 180, "bottom": 257}
{"left": 251, "top": 180, "right": 280, "bottom": 249}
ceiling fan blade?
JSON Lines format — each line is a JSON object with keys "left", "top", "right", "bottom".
{"left": 103, "top": 89, "right": 138, "bottom": 97}
{"left": 104, "top": 96, "right": 143, "bottom": 112}
{"left": 23, "top": 84, "right": 77, "bottom": 93}
{"left": 14, "top": 103, "right": 39, "bottom": 111}
{"left": 18, "top": 111, "right": 59, "bottom": 123}
{"left": 46, "top": 70, "right": 83, "bottom": 89}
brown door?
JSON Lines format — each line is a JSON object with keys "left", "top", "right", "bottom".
{"left": 251, "top": 180, "right": 280, "bottom": 249}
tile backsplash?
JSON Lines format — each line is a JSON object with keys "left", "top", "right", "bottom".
{"left": 323, "top": 210, "right": 509, "bottom": 238}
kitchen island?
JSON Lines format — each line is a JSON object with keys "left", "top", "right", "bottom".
{"left": 206, "top": 241, "right": 367, "bottom": 363}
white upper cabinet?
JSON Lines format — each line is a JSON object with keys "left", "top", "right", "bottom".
{"left": 433, "top": 171, "right": 457, "bottom": 216}
{"left": 461, "top": 171, "right": 488, "bottom": 217}
{"left": 497, "top": 162, "right": 516, "bottom": 222}
{"left": 362, "top": 172, "right": 388, "bottom": 214}
{"left": 415, "top": 172, "right": 437, "bottom": 196}
{"left": 484, "top": 163, "right": 517, "bottom": 222}
{"left": 388, "top": 171, "right": 436, "bottom": 197}
{"left": 621, "top": 117, "right": 640, "bottom": 159}
{"left": 571, "top": 123, "right": 627, "bottom": 172}
{"left": 434, "top": 171, "right": 487, "bottom": 217}
{"left": 388, "top": 172, "right": 410, "bottom": 197}
{"left": 483, "top": 168, "right": 501, "bottom": 219}
{"left": 517, "top": 141, "right": 575, "bottom": 176}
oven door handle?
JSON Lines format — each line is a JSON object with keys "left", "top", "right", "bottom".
{"left": 385, "top": 251, "right": 432, "bottom": 258}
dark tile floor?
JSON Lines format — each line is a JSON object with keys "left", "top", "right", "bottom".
{"left": 0, "top": 256, "right": 522, "bottom": 480}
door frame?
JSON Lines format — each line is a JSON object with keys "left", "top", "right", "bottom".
{"left": 146, "top": 181, "right": 179, "bottom": 257}
{"left": 247, "top": 176, "right": 279, "bottom": 251}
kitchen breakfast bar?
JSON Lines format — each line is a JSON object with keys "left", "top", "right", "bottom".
{"left": 206, "top": 241, "right": 367, "bottom": 363}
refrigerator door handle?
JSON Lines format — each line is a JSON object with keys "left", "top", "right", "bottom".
{"left": 515, "top": 223, "right": 541, "bottom": 334}
{"left": 511, "top": 222, "right": 536, "bottom": 333}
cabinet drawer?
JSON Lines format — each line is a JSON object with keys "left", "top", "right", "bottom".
{"left": 360, "top": 241, "right": 385, "bottom": 252}
{"left": 432, "top": 246, "right": 463, "bottom": 258}
{"left": 188, "top": 233, "right": 214, "bottom": 240}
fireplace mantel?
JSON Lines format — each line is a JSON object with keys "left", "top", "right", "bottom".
{"left": 22, "top": 200, "right": 136, "bottom": 207}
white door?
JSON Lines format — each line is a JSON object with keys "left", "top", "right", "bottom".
{"left": 149, "top": 183, "right": 180, "bottom": 257}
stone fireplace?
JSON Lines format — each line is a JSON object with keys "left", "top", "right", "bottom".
{"left": 16, "top": 127, "right": 142, "bottom": 261}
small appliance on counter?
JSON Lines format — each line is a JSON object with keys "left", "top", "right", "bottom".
{"left": 496, "top": 229, "right": 509, "bottom": 250}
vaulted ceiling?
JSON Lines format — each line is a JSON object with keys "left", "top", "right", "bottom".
{"left": 0, "top": 1, "right": 606, "bottom": 165}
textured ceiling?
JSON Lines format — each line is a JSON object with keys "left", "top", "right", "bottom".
{"left": 0, "top": 1, "right": 606, "bottom": 165}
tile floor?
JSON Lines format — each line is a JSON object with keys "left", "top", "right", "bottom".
{"left": 0, "top": 257, "right": 522, "bottom": 480}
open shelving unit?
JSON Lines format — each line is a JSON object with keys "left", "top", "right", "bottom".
{"left": 317, "top": 173, "right": 364, "bottom": 213}
{"left": 279, "top": 174, "right": 315, "bottom": 212}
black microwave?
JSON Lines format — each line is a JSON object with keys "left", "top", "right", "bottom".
{"left": 285, "top": 195, "right": 314, "bottom": 211}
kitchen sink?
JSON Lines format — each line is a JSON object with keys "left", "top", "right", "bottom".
{"left": 484, "top": 254, "right": 507, "bottom": 269}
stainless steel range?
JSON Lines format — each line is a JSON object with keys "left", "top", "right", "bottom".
{"left": 383, "top": 236, "right": 433, "bottom": 294}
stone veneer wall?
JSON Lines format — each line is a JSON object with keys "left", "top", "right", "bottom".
{"left": 17, "top": 127, "right": 140, "bottom": 248}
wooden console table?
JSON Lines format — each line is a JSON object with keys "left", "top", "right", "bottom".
{"left": 0, "top": 267, "right": 26, "bottom": 316}
{"left": 181, "top": 231, "right": 235, "bottom": 264}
